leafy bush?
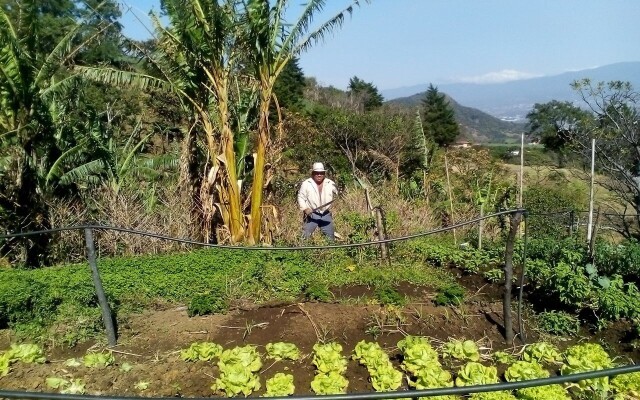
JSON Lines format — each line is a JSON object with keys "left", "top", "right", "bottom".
{"left": 374, "top": 286, "right": 406, "bottom": 306}
{"left": 187, "top": 289, "right": 228, "bottom": 317}
{"left": 536, "top": 311, "right": 580, "bottom": 336}
{"left": 304, "top": 282, "right": 332, "bottom": 302}
{"left": 434, "top": 283, "right": 464, "bottom": 306}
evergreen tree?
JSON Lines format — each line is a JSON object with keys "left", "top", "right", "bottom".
{"left": 348, "top": 76, "right": 384, "bottom": 111}
{"left": 421, "top": 84, "right": 460, "bottom": 147}
{"left": 273, "top": 57, "right": 306, "bottom": 112}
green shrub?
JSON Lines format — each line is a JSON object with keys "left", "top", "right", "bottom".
{"left": 374, "top": 286, "right": 406, "bottom": 306}
{"left": 536, "top": 311, "right": 580, "bottom": 336}
{"left": 434, "top": 283, "right": 464, "bottom": 306}
{"left": 187, "top": 288, "right": 229, "bottom": 317}
{"left": 305, "top": 283, "right": 332, "bottom": 302}
{"left": 524, "top": 183, "right": 586, "bottom": 239}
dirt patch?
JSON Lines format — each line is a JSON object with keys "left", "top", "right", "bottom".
{"left": 1, "top": 279, "right": 638, "bottom": 397}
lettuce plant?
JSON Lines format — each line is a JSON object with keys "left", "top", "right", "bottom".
{"left": 219, "top": 345, "right": 262, "bottom": 372}
{"left": 352, "top": 341, "right": 402, "bottom": 391}
{"left": 516, "top": 384, "right": 570, "bottom": 400}
{"left": 265, "top": 342, "right": 300, "bottom": 361}
{"left": 0, "top": 352, "right": 10, "bottom": 377}
{"left": 442, "top": 339, "right": 480, "bottom": 362}
{"left": 522, "top": 342, "right": 561, "bottom": 364}
{"left": 312, "top": 342, "right": 347, "bottom": 374}
{"left": 180, "top": 342, "right": 223, "bottom": 362}
{"left": 561, "top": 343, "right": 613, "bottom": 393}
{"left": 455, "top": 362, "right": 498, "bottom": 386}
{"left": 469, "top": 391, "right": 516, "bottom": 400}
{"left": 83, "top": 352, "right": 114, "bottom": 368}
{"left": 492, "top": 351, "right": 516, "bottom": 364}
{"left": 310, "top": 371, "right": 349, "bottom": 394}
{"left": 46, "top": 377, "right": 86, "bottom": 394}
{"left": 212, "top": 363, "right": 261, "bottom": 397}
{"left": 311, "top": 342, "right": 349, "bottom": 394}
{"left": 612, "top": 371, "right": 640, "bottom": 398}
{"left": 264, "top": 373, "right": 295, "bottom": 397}
{"left": 397, "top": 336, "right": 441, "bottom": 375}
{"left": 7, "top": 343, "right": 46, "bottom": 364}
{"left": 213, "top": 345, "right": 263, "bottom": 397}
{"left": 504, "top": 360, "right": 549, "bottom": 382}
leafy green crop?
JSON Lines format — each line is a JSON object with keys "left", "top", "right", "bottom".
{"left": 442, "top": 339, "right": 480, "bottom": 362}
{"left": 612, "top": 371, "right": 640, "bottom": 398}
{"left": 397, "top": 336, "right": 441, "bottom": 375}
{"left": 7, "top": 343, "right": 46, "bottom": 363}
{"left": 310, "top": 371, "right": 349, "bottom": 395}
{"left": 219, "top": 346, "right": 262, "bottom": 372}
{"left": 469, "top": 391, "right": 516, "bottom": 400}
{"left": 46, "top": 377, "right": 86, "bottom": 394}
{"left": 0, "top": 352, "right": 10, "bottom": 377}
{"left": 83, "top": 352, "right": 114, "bottom": 368}
{"left": 312, "top": 342, "right": 347, "bottom": 374}
{"left": 504, "top": 361, "right": 549, "bottom": 382}
{"left": 264, "top": 373, "right": 295, "bottom": 397}
{"left": 516, "top": 384, "right": 570, "bottom": 400}
{"left": 212, "top": 363, "right": 261, "bottom": 397}
{"left": 265, "top": 342, "right": 300, "bottom": 361}
{"left": 180, "top": 342, "right": 223, "bottom": 362}
{"left": 311, "top": 342, "right": 349, "bottom": 394}
{"left": 455, "top": 362, "right": 498, "bottom": 386}
{"left": 561, "top": 343, "right": 613, "bottom": 393}
{"left": 352, "top": 341, "right": 402, "bottom": 392}
{"left": 522, "top": 342, "right": 561, "bottom": 364}
{"left": 214, "top": 345, "right": 263, "bottom": 397}
{"left": 492, "top": 351, "right": 516, "bottom": 364}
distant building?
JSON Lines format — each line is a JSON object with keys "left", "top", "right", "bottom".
{"left": 451, "top": 140, "right": 472, "bottom": 149}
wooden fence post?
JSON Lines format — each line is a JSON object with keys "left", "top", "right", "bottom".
{"left": 503, "top": 211, "right": 523, "bottom": 344}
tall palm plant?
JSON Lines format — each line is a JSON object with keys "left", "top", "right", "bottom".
{"left": 77, "top": 0, "right": 368, "bottom": 244}
{"left": 244, "top": 0, "right": 368, "bottom": 243}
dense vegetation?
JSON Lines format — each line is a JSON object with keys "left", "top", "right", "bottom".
{"left": 2, "top": 1, "right": 640, "bottom": 385}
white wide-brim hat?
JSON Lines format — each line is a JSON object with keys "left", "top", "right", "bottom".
{"left": 312, "top": 162, "right": 326, "bottom": 172}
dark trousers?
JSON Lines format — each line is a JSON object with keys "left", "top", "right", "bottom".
{"left": 302, "top": 211, "right": 335, "bottom": 240}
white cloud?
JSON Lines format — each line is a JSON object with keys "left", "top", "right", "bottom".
{"left": 453, "top": 69, "right": 543, "bottom": 84}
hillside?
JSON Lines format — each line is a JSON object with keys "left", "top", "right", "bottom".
{"left": 381, "top": 62, "right": 640, "bottom": 120}
{"left": 386, "top": 92, "right": 525, "bottom": 143}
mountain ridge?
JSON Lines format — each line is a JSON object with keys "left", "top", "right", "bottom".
{"left": 381, "top": 62, "right": 640, "bottom": 120}
{"left": 385, "top": 93, "right": 525, "bottom": 143}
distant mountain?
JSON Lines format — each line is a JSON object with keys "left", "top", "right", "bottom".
{"left": 386, "top": 93, "right": 525, "bottom": 143}
{"left": 381, "top": 62, "right": 640, "bottom": 121}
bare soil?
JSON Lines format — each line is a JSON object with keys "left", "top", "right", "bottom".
{"left": 1, "top": 270, "right": 638, "bottom": 397}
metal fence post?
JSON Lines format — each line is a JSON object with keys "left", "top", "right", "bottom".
{"left": 84, "top": 228, "right": 117, "bottom": 346}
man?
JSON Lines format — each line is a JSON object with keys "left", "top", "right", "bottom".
{"left": 297, "top": 162, "right": 338, "bottom": 240}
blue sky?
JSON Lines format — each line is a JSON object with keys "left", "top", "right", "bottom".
{"left": 119, "top": 0, "right": 640, "bottom": 90}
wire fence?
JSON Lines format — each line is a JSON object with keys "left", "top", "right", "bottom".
{"left": 1, "top": 208, "right": 640, "bottom": 398}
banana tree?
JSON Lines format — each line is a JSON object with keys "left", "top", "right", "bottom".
{"left": 0, "top": 1, "right": 104, "bottom": 265}
{"left": 244, "top": 0, "right": 369, "bottom": 243}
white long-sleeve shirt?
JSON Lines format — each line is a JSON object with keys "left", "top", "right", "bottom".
{"left": 297, "top": 177, "right": 337, "bottom": 213}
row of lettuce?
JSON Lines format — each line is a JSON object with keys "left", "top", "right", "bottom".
{"left": 406, "top": 236, "right": 640, "bottom": 335}
{"left": 2, "top": 337, "right": 639, "bottom": 399}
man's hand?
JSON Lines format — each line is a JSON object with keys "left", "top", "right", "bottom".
{"left": 303, "top": 208, "right": 312, "bottom": 216}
